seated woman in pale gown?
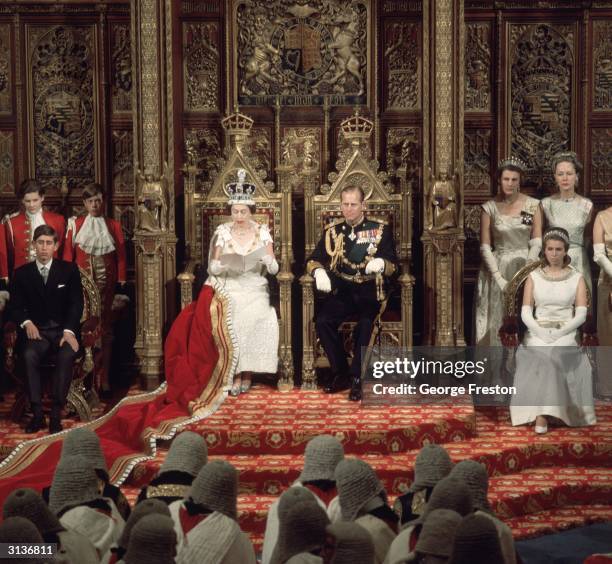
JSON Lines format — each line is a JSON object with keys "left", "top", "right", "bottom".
{"left": 593, "top": 206, "right": 612, "bottom": 345}
{"left": 541, "top": 151, "right": 594, "bottom": 293}
{"left": 206, "top": 172, "right": 279, "bottom": 395}
{"left": 475, "top": 156, "right": 542, "bottom": 345}
{"left": 510, "top": 227, "right": 596, "bottom": 434}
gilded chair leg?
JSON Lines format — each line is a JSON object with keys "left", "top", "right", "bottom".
{"left": 67, "top": 380, "right": 92, "bottom": 422}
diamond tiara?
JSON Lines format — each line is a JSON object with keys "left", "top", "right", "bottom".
{"left": 498, "top": 156, "right": 527, "bottom": 172}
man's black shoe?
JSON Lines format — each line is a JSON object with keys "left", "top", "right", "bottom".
{"left": 324, "top": 373, "right": 351, "bottom": 394}
{"left": 25, "top": 417, "right": 46, "bottom": 434}
{"left": 49, "top": 417, "right": 63, "bottom": 434}
{"left": 348, "top": 379, "right": 362, "bottom": 401}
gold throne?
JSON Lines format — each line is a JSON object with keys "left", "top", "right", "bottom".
{"left": 178, "top": 109, "right": 295, "bottom": 390}
{"left": 300, "top": 110, "right": 414, "bottom": 389}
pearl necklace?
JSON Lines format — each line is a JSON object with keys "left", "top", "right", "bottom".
{"left": 232, "top": 225, "right": 250, "bottom": 236}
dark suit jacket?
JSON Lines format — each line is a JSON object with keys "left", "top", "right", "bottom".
{"left": 8, "top": 259, "right": 83, "bottom": 336}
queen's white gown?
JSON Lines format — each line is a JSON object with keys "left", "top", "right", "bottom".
{"left": 206, "top": 221, "right": 279, "bottom": 375}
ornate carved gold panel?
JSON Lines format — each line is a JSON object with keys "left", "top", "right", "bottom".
{"left": 233, "top": 0, "right": 370, "bottom": 106}
{"left": 0, "top": 131, "right": 14, "bottom": 195}
{"left": 507, "top": 22, "right": 576, "bottom": 190}
{"left": 183, "top": 21, "right": 220, "bottom": 112}
{"left": 385, "top": 127, "right": 419, "bottom": 197}
{"left": 0, "top": 24, "right": 12, "bottom": 116}
{"left": 591, "top": 128, "right": 612, "bottom": 194}
{"left": 464, "top": 129, "right": 491, "bottom": 195}
{"left": 465, "top": 21, "right": 491, "bottom": 113}
{"left": 383, "top": 20, "right": 421, "bottom": 110}
{"left": 27, "top": 25, "right": 99, "bottom": 193}
{"left": 110, "top": 22, "right": 132, "bottom": 114}
{"left": 280, "top": 127, "right": 322, "bottom": 193}
{"left": 593, "top": 20, "right": 612, "bottom": 112}
{"left": 112, "top": 130, "right": 134, "bottom": 194}
{"left": 184, "top": 128, "right": 222, "bottom": 185}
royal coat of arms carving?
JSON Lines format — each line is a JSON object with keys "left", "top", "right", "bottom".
{"left": 235, "top": 1, "right": 369, "bottom": 106}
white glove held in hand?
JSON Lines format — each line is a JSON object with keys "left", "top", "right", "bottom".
{"left": 549, "top": 306, "right": 587, "bottom": 340}
{"left": 314, "top": 269, "right": 332, "bottom": 293}
{"left": 521, "top": 305, "right": 554, "bottom": 343}
{"left": 365, "top": 258, "right": 384, "bottom": 275}
{"left": 209, "top": 259, "right": 228, "bottom": 276}
{"left": 481, "top": 244, "right": 507, "bottom": 290}
{"left": 262, "top": 254, "right": 279, "bottom": 275}
{"left": 594, "top": 243, "right": 612, "bottom": 278}
{"left": 111, "top": 294, "right": 130, "bottom": 312}
{"left": 493, "top": 271, "right": 508, "bottom": 291}
{"left": 527, "top": 237, "right": 542, "bottom": 262}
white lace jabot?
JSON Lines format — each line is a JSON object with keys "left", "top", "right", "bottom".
{"left": 25, "top": 210, "right": 46, "bottom": 240}
{"left": 74, "top": 215, "right": 116, "bottom": 255}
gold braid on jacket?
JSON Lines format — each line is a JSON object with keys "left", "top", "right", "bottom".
{"left": 325, "top": 228, "right": 344, "bottom": 271}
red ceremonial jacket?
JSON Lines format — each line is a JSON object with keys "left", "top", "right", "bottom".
{"left": 1, "top": 211, "right": 66, "bottom": 279}
{"left": 63, "top": 215, "right": 127, "bottom": 283}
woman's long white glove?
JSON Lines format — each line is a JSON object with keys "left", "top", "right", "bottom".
{"left": 261, "top": 254, "right": 279, "bottom": 275}
{"left": 594, "top": 243, "right": 612, "bottom": 278}
{"left": 549, "top": 306, "right": 587, "bottom": 341}
{"left": 481, "top": 244, "right": 507, "bottom": 290}
{"left": 521, "top": 305, "right": 554, "bottom": 343}
{"left": 527, "top": 237, "right": 542, "bottom": 262}
{"left": 209, "top": 259, "right": 228, "bottom": 276}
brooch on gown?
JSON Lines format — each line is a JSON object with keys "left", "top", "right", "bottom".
{"left": 520, "top": 211, "right": 534, "bottom": 226}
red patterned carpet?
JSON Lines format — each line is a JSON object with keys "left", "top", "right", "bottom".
{"left": 1, "top": 385, "right": 611, "bottom": 550}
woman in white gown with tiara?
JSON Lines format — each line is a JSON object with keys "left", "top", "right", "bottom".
{"left": 541, "top": 151, "right": 594, "bottom": 293}
{"left": 510, "top": 227, "right": 596, "bottom": 433}
{"left": 475, "top": 157, "right": 542, "bottom": 346}
{"left": 207, "top": 170, "right": 279, "bottom": 395}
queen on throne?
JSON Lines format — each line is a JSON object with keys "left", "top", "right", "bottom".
{"left": 205, "top": 169, "right": 280, "bottom": 396}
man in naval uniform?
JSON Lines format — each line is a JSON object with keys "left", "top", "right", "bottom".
{"left": 306, "top": 186, "right": 397, "bottom": 401}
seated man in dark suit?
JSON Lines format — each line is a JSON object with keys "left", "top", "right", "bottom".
{"left": 8, "top": 224, "right": 83, "bottom": 434}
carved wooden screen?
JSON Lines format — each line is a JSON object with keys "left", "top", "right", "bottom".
{"left": 463, "top": 1, "right": 612, "bottom": 343}
{"left": 0, "top": 2, "right": 134, "bottom": 276}
{"left": 173, "top": 0, "right": 422, "bottom": 353}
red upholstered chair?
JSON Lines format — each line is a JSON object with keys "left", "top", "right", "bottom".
{"left": 4, "top": 267, "right": 102, "bottom": 422}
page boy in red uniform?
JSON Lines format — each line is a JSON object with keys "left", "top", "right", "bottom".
{"left": 63, "top": 183, "right": 128, "bottom": 393}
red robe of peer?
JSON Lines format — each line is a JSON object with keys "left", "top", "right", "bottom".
{"left": 0, "top": 211, "right": 66, "bottom": 279}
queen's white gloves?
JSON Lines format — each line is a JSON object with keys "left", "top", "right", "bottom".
{"left": 262, "top": 254, "right": 279, "bottom": 275}
{"left": 209, "top": 259, "right": 228, "bottom": 276}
